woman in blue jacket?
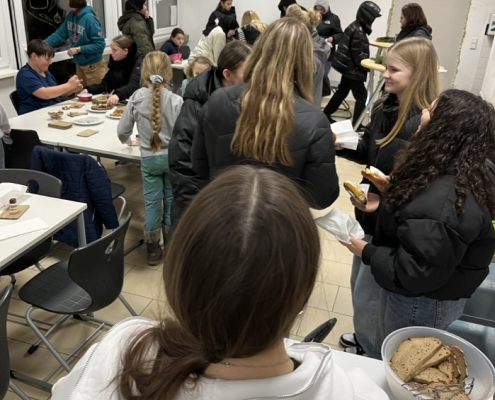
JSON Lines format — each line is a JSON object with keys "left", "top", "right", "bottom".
{"left": 45, "top": 0, "right": 106, "bottom": 87}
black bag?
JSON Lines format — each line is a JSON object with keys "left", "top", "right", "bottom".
{"left": 322, "top": 75, "right": 331, "bottom": 97}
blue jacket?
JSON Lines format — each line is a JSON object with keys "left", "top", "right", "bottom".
{"left": 45, "top": 6, "right": 105, "bottom": 66}
{"left": 31, "top": 147, "right": 119, "bottom": 247}
{"left": 160, "top": 40, "right": 181, "bottom": 57}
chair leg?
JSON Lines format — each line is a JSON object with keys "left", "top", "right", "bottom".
{"left": 25, "top": 307, "right": 72, "bottom": 372}
{"left": 119, "top": 293, "right": 137, "bottom": 316}
{"left": 9, "top": 380, "right": 31, "bottom": 400}
{"left": 27, "top": 313, "right": 71, "bottom": 354}
{"left": 35, "top": 262, "right": 45, "bottom": 271}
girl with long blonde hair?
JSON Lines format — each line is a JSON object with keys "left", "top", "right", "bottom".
{"left": 117, "top": 51, "right": 183, "bottom": 265}
{"left": 192, "top": 17, "right": 339, "bottom": 210}
{"left": 336, "top": 37, "right": 440, "bottom": 357}
{"left": 238, "top": 10, "right": 267, "bottom": 45}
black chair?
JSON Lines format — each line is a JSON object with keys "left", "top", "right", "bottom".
{"left": 182, "top": 45, "right": 191, "bottom": 60}
{"left": 4, "top": 129, "right": 42, "bottom": 169}
{"left": 0, "top": 284, "right": 30, "bottom": 400}
{"left": 0, "top": 169, "right": 62, "bottom": 281}
{"left": 9, "top": 91, "right": 20, "bottom": 115}
{"left": 303, "top": 318, "right": 337, "bottom": 343}
{"left": 17, "top": 214, "right": 135, "bottom": 382}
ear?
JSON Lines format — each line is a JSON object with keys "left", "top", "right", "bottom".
{"left": 222, "top": 69, "right": 231, "bottom": 82}
{"left": 124, "top": 48, "right": 129, "bottom": 55}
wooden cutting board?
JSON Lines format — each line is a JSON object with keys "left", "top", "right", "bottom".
{"left": 0, "top": 205, "right": 30, "bottom": 219}
{"left": 48, "top": 120, "right": 73, "bottom": 129}
{"left": 68, "top": 111, "right": 88, "bottom": 117}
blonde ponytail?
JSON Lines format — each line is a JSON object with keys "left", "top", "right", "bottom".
{"left": 140, "top": 51, "right": 173, "bottom": 153}
{"left": 285, "top": 4, "right": 322, "bottom": 31}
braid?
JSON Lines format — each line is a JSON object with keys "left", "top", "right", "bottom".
{"left": 150, "top": 83, "right": 162, "bottom": 153}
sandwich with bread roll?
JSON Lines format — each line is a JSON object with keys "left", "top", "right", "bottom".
{"left": 343, "top": 181, "right": 367, "bottom": 205}
{"left": 361, "top": 167, "right": 389, "bottom": 186}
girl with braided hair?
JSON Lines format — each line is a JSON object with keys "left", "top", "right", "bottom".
{"left": 118, "top": 51, "right": 183, "bottom": 265}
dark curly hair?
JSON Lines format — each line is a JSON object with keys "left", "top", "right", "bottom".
{"left": 384, "top": 89, "right": 495, "bottom": 217}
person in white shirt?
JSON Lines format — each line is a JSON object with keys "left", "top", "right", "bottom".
{"left": 0, "top": 102, "right": 11, "bottom": 169}
{"left": 51, "top": 165, "right": 389, "bottom": 400}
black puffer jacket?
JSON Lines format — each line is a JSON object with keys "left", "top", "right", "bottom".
{"left": 239, "top": 24, "right": 263, "bottom": 45}
{"left": 332, "top": 1, "right": 381, "bottom": 81}
{"left": 169, "top": 67, "right": 223, "bottom": 225}
{"left": 396, "top": 26, "right": 432, "bottom": 41}
{"left": 314, "top": 1, "right": 343, "bottom": 60}
{"left": 337, "top": 95, "right": 421, "bottom": 234}
{"left": 363, "top": 174, "right": 495, "bottom": 300}
{"left": 85, "top": 42, "right": 143, "bottom": 101}
{"left": 203, "top": 7, "right": 239, "bottom": 36}
{"left": 191, "top": 83, "right": 340, "bottom": 209}
{"left": 278, "top": 0, "right": 306, "bottom": 17}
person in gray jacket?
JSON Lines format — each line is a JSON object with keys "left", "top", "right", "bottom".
{"left": 117, "top": 51, "right": 183, "bottom": 265}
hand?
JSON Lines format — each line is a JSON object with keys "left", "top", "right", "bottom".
{"left": 107, "top": 94, "right": 120, "bottom": 106}
{"left": 227, "top": 29, "right": 236, "bottom": 37}
{"left": 80, "top": 89, "right": 88, "bottom": 94}
{"left": 350, "top": 192, "right": 381, "bottom": 213}
{"left": 335, "top": 143, "right": 344, "bottom": 150}
{"left": 340, "top": 235, "right": 367, "bottom": 257}
{"left": 67, "top": 47, "right": 80, "bottom": 57}
{"left": 142, "top": 5, "right": 150, "bottom": 18}
{"left": 175, "top": 59, "right": 183, "bottom": 64}
{"left": 327, "top": 37, "right": 333, "bottom": 43}
{"left": 372, "top": 176, "right": 390, "bottom": 193}
{"left": 68, "top": 74, "right": 82, "bottom": 90}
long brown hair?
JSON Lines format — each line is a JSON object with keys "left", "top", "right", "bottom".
{"left": 377, "top": 37, "right": 439, "bottom": 147}
{"left": 401, "top": 3, "right": 428, "bottom": 30}
{"left": 140, "top": 51, "right": 172, "bottom": 153}
{"left": 216, "top": 41, "right": 252, "bottom": 82}
{"left": 385, "top": 89, "right": 495, "bottom": 217}
{"left": 119, "top": 166, "right": 320, "bottom": 400}
{"left": 231, "top": 18, "right": 314, "bottom": 166}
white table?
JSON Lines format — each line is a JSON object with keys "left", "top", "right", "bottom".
{"left": 334, "top": 351, "right": 394, "bottom": 398}
{"left": 9, "top": 100, "right": 140, "bottom": 163}
{"left": 0, "top": 193, "right": 87, "bottom": 270}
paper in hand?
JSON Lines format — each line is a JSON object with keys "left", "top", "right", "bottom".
{"left": 331, "top": 120, "right": 360, "bottom": 150}
{"left": 315, "top": 208, "right": 365, "bottom": 244}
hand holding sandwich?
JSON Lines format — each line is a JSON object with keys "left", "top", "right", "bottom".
{"left": 340, "top": 235, "right": 367, "bottom": 257}
{"left": 350, "top": 192, "right": 381, "bottom": 212}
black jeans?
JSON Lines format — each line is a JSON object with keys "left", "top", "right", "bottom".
{"left": 323, "top": 75, "right": 367, "bottom": 126}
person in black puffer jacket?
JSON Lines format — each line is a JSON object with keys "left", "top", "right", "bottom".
{"left": 336, "top": 38, "right": 440, "bottom": 358}
{"left": 278, "top": 0, "right": 306, "bottom": 17}
{"left": 204, "top": 1, "right": 239, "bottom": 41}
{"left": 192, "top": 18, "right": 339, "bottom": 210}
{"left": 341, "top": 89, "right": 495, "bottom": 359}
{"left": 83, "top": 35, "right": 143, "bottom": 106}
{"left": 396, "top": 3, "right": 432, "bottom": 41}
{"left": 169, "top": 41, "right": 251, "bottom": 227}
{"left": 323, "top": 1, "right": 381, "bottom": 126}
{"left": 238, "top": 11, "right": 267, "bottom": 46}
{"left": 314, "top": 0, "right": 343, "bottom": 74}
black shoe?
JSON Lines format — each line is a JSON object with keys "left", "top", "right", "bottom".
{"left": 339, "top": 332, "right": 360, "bottom": 348}
{"left": 344, "top": 345, "right": 367, "bottom": 356}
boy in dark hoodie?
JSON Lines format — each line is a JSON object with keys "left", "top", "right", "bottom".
{"left": 323, "top": 1, "right": 381, "bottom": 127}
{"left": 278, "top": 0, "right": 306, "bottom": 17}
{"left": 314, "top": 0, "right": 343, "bottom": 74}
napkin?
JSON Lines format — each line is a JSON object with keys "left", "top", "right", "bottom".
{"left": 315, "top": 208, "right": 365, "bottom": 244}
{"left": 0, "top": 183, "right": 27, "bottom": 209}
{"left": 369, "top": 166, "right": 386, "bottom": 178}
{"left": 0, "top": 217, "right": 49, "bottom": 241}
{"left": 331, "top": 120, "right": 360, "bottom": 150}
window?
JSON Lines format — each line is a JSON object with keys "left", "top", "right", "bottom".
{"left": 0, "top": 1, "right": 15, "bottom": 69}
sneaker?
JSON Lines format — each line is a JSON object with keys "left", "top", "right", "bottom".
{"left": 344, "top": 345, "right": 367, "bottom": 356}
{"left": 339, "top": 333, "right": 359, "bottom": 348}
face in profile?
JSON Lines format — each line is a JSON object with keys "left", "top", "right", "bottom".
{"left": 400, "top": 13, "right": 407, "bottom": 28}
{"left": 32, "top": 53, "right": 53, "bottom": 72}
{"left": 110, "top": 41, "right": 129, "bottom": 62}
{"left": 172, "top": 33, "right": 185, "bottom": 47}
{"left": 383, "top": 52, "right": 413, "bottom": 96}
{"left": 221, "top": 0, "right": 233, "bottom": 11}
{"left": 314, "top": 5, "right": 325, "bottom": 14}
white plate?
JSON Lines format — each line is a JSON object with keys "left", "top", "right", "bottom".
{"left": 88, "top": 106, "right": 114, "bottom": 113}
{"left": 72, "top": 116, "right": 104, "bottom": 126}
{"left": 106, "top": 110, "right": 123, "bottom": 119}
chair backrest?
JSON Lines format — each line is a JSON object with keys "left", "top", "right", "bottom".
{"left": 4, "top": 129, "right": 41, "bottom": 169}
{"left": 0, "top": 284, "right": 14, "bottom": 400}
{"left": 9, "top": 91, "right": 19, "bottom": 114}
{"left": 0, "top": 169, "right": 62, "bottom": 198}
{"left": 68, "top": 213, "right": 132, "bottom": 312}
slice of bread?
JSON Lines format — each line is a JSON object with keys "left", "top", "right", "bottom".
{"left": 450, "top": 345, "right": 468, "bottom": 381}
{"left": 390, "top": 337, "right": 443, "bottom": 382}
{"left": 413, "top": 367, "right": 450, "bottom": 384}
{"left": 438, "top": 360, "right": 455, "bottom": 383}
{"left": 448, "top": 392, "right": 471, "bottom": 400}
{"left": 419, "top": 345, "right": 453, "bottom": 372}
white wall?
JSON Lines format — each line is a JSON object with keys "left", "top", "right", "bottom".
{"left": 454, "top": 0, "right": 495, "bottom": 91}
{"left": 481, "top": 34, "right": 495, "bottom": 104}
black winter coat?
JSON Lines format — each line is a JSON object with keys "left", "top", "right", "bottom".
{"left": 396, "top": 26, "right": 432, "bottom": 42}
{"left": 85, "top": 42, "right": 143, "bottom": 101}
{"left": 278, "top": 0, "right": 306, "bottom": 17}
{"left": 169, "top": 67, "right": 223, "bottom": 225}
{"left": 362, "top": 174, "right": 495, "bottom": 300}
{"left": 338, "top": 95, "right": 421, "bottom": 234}
{"left": 332, "top": 1, "right": 381, "bottom": 81}
{"left": 203, "top": 7, "right": 239, "bottom": 36}
{"left": 239, "top": 24, "right": 262, "bottom": 46}
{"left": 191, "top": 83, "right": 340, "bottom": 210}
{"left": 316, "top": 10, "right": 343, "bottom": 60}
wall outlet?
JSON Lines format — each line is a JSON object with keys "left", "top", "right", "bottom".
{"left": 470, "top": 37, "right": 478, "bottom": 50}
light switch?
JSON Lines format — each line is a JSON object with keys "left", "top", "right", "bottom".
{"left": 470, "top": 37, "right": 478, "bottom": 50}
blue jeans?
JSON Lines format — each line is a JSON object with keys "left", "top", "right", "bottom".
{"left": 141, "top": 154, "right": 172, "bottom": 233}
{"left": 324, "top": 60, "right": 332, "bottom": 76}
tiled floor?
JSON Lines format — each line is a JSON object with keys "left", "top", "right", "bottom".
{"left": 2, "top": 128, "right": 365, "bottom": 399}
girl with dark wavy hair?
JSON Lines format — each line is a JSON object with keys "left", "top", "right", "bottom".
{"left": 342, "top": 89, "right": 495, "bottom": 358}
